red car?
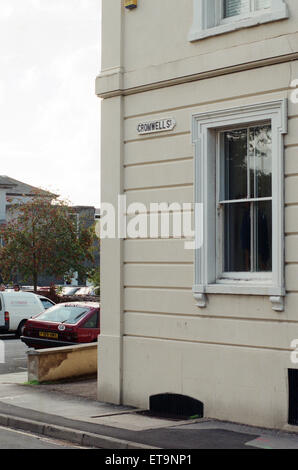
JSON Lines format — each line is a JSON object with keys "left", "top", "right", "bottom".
{"left": 21, "top": 302, "right": 100, "bottom": 349}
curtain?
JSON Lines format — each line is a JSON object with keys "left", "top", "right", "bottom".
{"left": 255, "top": 0, "right": 271, "bottom": 9}
{"left": 224, "top": 0, "right": 250, "bottom": 17}
{"left": 224, "top": 0, "right": 271, "bottom": 18}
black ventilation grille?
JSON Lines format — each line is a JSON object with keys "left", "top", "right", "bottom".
{"left": 148, "top": 393, "right": 204, "bottom": 420}
{"left": 288, "top": 369, "right": 298, "bottom": 425}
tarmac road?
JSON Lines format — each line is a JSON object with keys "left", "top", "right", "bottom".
{"left": 0, "top": 424, "right": 86, "bottom": 449}
{"left": 0, "top": 336, "right": 28, "bottom": 374}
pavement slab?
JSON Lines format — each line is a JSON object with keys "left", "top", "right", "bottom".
{"left": 37, "top": 377, "right": 98, "bottom": 400}
{"left": 0, "top": 372, "right": 298, "bottom": 449}
{"left": 89, "top": 413, "right": 184, "bottom": 431}
{"left": 0, "top": 372, "right": 27, "bottom": 384}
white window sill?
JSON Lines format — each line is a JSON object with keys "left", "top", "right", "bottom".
{"left": 189, "top": 8, "right": 289, "bottom": 42}
{"left": 193, "top": 283, "right": 284, "bottom": 296}
{"left": 193, "top": 284, "right": 285, "bottom": 311}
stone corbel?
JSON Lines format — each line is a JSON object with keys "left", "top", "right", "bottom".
{"left": 270, "top": 296, "right": 284, "bottom": 312}
{"left": 193, "top": 293, "right": 207, "bottom": 308}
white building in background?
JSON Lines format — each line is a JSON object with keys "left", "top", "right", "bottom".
{"left": 96, "top": 0, "right": 298, "bottom": 429}
{"left": 0, "top": 177, "right": 99, "bottom": 287}
{"left": 0, "top": 175, "right": 55, "bottom": 224}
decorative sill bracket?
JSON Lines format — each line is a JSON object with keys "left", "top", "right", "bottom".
{"left": 270, "top": 296, "right": 284, "bottom": 312}
{"left": 193, "top": 293, "right": 207, "bottom": 308}
{"left": 193, "top": 293, "right": 284, "bottom": 312}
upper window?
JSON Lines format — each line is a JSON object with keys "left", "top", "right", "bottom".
{"left": 189, "top": 0, "right": 288, "bottom": 42}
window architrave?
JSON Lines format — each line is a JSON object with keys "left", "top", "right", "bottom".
{"left": 191, "top": 99, "right": 287, "bottom": 309}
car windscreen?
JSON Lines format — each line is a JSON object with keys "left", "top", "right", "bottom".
{"left": 35, "top": 305, "right": 89, "bottom": 324}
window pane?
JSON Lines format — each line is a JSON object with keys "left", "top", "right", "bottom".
{"left": 224, "top": 128, "right": 248, "bottom": 200}
{"left": 82, "top": 312, "right": 99, "bottom": 329}
{"left": 223, "top": 0, "right": 270, "bottom": 17}
{"left": 224, "top": 203, "right": 251, "bottom": 272}
{"left": 255, "top": 201, "right": 272, "bottom": 272}
{"left": 255, "top": 0, "right": 271, "bottom": 10}
{"left": 40, "top": 298, "right": 54, "bottom": 310}
{"left": 224, "top": 0, "right": 250, "bottom": 18}
{"left": 249, "top": 125, "right": 272, "bottom": 198}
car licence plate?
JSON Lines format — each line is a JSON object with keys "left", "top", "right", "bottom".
{"left": 39, "top": 332, "right": 58, "bottom": 339}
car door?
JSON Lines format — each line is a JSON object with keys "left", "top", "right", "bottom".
{"left": 77, "top": 310, "right": 100, "bottom": 343}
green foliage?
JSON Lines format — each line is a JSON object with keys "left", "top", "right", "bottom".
{"left": 0, "top": 193, "right": 96, "bottom": 291}
{"left": 87, "top": 267, "right": 100, "bottom": 295}
{"left": 56, "top": 285, "right": 64, "bottom": 295}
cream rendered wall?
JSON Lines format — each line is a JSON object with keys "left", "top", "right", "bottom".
{"left": 97, "top": 0, "right": 298, "bottom": 428}
{"left": 123, "top": 0, "right": 298, "bottom": 72}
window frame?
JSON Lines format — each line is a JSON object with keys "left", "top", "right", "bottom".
{"left": 216, "top": 123, "right": 273, "bottom": 281}
{"left": 188, "top": 0, "right": 289, "bottom": 42}
{"left": 191, "top": 99, "right": 287, "bottom": 309}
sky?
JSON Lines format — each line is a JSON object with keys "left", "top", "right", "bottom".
{"left": 0, "top": 0, "right": 101, "bottom": 208}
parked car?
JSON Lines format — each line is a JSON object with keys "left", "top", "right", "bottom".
{"left": 74, "top": 286, "right": 91, "bottom": 296}
{"left": 21, "top": 302, "right": 100, "bottom": 349}
{"left": 0, "top": 291, "right": 56, "bottom": 337}
{"left": 75, "top": 286, "right": 99, "bottom": 296}
{"left": 22, "top": 286, "right": 51, "bottom": 293}
{"left": 60, "top": 286, "right": 81, "bottom": 296}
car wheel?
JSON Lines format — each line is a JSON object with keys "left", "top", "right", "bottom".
{"left": 16, "top": 320, "right": 26, "bottom": 338}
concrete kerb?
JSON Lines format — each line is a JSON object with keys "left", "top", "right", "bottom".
{"left": 0, "top": 413, "right": 160, "bottom": 449}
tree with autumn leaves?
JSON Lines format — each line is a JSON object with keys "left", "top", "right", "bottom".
{"left": 0, "top": 194, "right": 97, "bottom": 292}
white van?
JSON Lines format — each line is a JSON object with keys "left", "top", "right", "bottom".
{"left": 0, "top": 291, "right": 55, "bottom": 336}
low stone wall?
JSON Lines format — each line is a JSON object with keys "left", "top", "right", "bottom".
{"left": 27, "top": 343, "right": 97, "bottom": 383}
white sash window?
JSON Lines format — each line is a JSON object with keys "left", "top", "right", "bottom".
{"left": 189, "top": 0, "right": 288, "bottom": 42}
{"left": 191, "top": 100, "right": 287, "bottom": 311}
